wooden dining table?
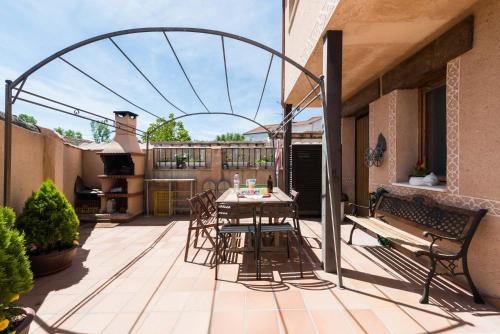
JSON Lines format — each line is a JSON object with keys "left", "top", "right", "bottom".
{"left": 216, "top": 187, "right": 293, "bottom": 206}
{"left": 216, "top": 187, "right": 293, "bottom": 249}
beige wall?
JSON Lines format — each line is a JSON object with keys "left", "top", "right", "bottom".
{"left": 82, "top": 150, "right": 103, "bottom": 189}
{"left": 0, "top": 122, "right": 86, "bottom": 213}
{"left": 0, "top": 122, "right": 45, "bottom": 213}
{"left": 63, "top": 145, "right": 82, "bottom": 205}
{"left": 458, "top": 0, "right": 500, "bottom": 201}
{"left": 345, "top": 0, "right": 500, "bottom": 304}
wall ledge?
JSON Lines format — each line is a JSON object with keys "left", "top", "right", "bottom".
{"left": 391, "top": 182, "right": 447, "bottom": 192}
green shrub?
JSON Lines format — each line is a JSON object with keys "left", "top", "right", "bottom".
{"left": 17, "top": 179, "right": 79, "bottom": 253}
{"left": 0, "top": 207, "right": 33, "bottom": 330}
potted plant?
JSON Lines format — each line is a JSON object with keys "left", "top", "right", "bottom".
{"left": 175, "top": 154, "right": 187, "bottom": 169}
{"left": 0, "top": 207, "right": 35, "bottom": 334}
{"left": 409, "top": 161, "right": 439, "bottom": 186}
{"left": 17, "top": 179, "right": 80, "bottom": 277}
{"left": 255, "top": 159, "right": 265, "bottom": 169}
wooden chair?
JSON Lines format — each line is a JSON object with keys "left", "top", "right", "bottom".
{"left": 199, "top": 191, "right": 216, "bottom": 216}
{"left": 184, "top": 195, "right": 219, "bottom": 262}
{"left": 257, "top": 190, "right": 303, "bottom": 279}
{"left": 215, "top": 203, "right": 259, "bottom": 280}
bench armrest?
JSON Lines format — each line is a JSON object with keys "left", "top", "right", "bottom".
{"left": 422, "top": 231, "right": 461, "bottom": 242}
{"left": 346, "top": 202, "right": 370, "bottom": 216}
{"left": 419, "top": 231, "right": 462, "bottom": 258}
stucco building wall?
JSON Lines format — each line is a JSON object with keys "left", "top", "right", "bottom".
{"left": 359, "top": 0, "right": 500, "bottom": 303}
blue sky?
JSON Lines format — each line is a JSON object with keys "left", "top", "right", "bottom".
{"left": 0, "top": 0, "right": 320, "bottom": 140}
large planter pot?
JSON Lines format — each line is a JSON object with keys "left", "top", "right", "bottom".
{"left": 9, "top": 307, "right": 35, "bottom": 334}
{"left": 29, "top": 245, "right": 77, "bottom": 277}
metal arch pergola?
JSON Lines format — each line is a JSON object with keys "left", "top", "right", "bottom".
{"left": 3, "top": 27, "right": 343, "bottom": 286}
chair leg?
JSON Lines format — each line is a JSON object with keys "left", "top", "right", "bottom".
{"left": 184, "top": 227, "right": 192, "bottom": 262}
{"left": 347, "top": 222, "right": 358, "bottom": 245}
{"left": 463, "top": 257, "right": 484, "bottom": 304}
{"left": 286, "top": 231, "right": 291, "bottom": 259}
{"left": 295, "top": 218, "right": 304, "bottom": 278}
{"left": 257, "top": 215, "right": 262, "bottom": 280}
{"left": 215, "top": 227, "right": 219, "bottom": 280}
{"left": 420, "top": 258, "right": 437, "bottom": 304}
{"left": 194, "top": 225, "right": 200, "bottom": 248}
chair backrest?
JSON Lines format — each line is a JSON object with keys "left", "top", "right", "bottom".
{"left": 188, "top": 195, "right": 201, "bottom": 219}
{"left": 259, "top": 203, "right": 294, "bottom": 219}
{"left": 217, "top": 203, "right": 256, "bottom": 221}
{"left": 199, "top": 191, "right": 216, "bottom": 215}
{"left": 206, "top": 188, "right": 217, "bottom": 202}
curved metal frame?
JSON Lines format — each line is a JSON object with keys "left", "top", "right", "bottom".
{"left": 10, "top": 27, "right": 321, "bottom": 88}
{"left": 146, "top": 112, "right": 273, "bottom": 138}
{"left": 3, "top": 27, "right": 344, "bottom": 288}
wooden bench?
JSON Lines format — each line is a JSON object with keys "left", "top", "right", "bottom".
{"left": 346, "top": 191, "right": 487, "bottom": 304}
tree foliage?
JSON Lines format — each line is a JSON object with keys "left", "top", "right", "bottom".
{"left": 90, "top": 121, "right": 111, "bottom": 143}
{"left": 17, "top": 180, "right": 79, "bottom": 253}
{"left": 142, "top": 113, "right": 191, "bottom": 142}
{"left": 0, "top": 207, "right": 33, "bottom": 325}
{"left": 54, "top": 127, "right": 83, "bottom": 140}
{"left": 17, "top": 113, "right": 37, "bottom": 125}
{"left": 216, "top": 133, "right": 245, "bottom": 141}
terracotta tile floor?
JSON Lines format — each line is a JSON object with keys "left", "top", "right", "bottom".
{"left": 20, "top": 216, "right": 500, "bottom": 333}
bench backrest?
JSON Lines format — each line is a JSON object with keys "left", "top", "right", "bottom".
{"left": 374, "top": 193, "right": 487, "bottom": 243}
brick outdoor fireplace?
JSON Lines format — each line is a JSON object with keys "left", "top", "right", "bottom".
{"left": 98, "top": 111, "right": 144, "bottom": 222}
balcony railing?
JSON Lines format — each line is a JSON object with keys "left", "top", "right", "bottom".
{"left": 222, "top": 147, "right": 275, "bottom": 169}
{"left": 153, "top": 147, "right": 211, "bottom": 169}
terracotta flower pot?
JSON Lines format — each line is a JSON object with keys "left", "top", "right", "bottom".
{"left": 9, "top": 307, "right": 35, "bottom": 334}
{"left": 29, "top": 245, "right": 78, "bottom": 277}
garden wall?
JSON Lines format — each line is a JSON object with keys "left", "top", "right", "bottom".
{"left": 0, "top": 121, "right": 85, "bottom": 213}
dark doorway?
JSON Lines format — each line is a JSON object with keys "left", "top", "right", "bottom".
{"left": 290, "top": 144, "right": 322, "bottom": 216}
{"left": 355, "top": 113, "right": 370, "bottom": 216}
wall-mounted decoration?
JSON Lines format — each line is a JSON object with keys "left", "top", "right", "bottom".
{"left": 365, "top": 133, "right": 386, "bottom": 167}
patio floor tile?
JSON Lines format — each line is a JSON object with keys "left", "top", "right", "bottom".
{"left": 246, "top": 310, "right": 280, "bottom": 334}
{"left": 18, "top": 216, "right": 500, "bottom": 334}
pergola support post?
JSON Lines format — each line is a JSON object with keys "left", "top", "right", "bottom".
{"left": 321, "top": 30, "right": 343, "bottom": 286}
{"left": 283, "top": 104, "right": 292, "bottom": 194}
{"left": 3, "top": 80, "right": 12, "bottom": 207}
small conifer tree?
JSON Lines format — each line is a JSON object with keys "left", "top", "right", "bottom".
{"left": 0, "top": 207, "right": 33, "bottom": 331}
{"left": 17, "top": 179, "right": 79, "bottom": 253}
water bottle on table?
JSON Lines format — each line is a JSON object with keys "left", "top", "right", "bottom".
{"left": 233, "top": 173, "right": 240, "bottom": 193}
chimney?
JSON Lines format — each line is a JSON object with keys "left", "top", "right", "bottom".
{"left": 101, "top": 111, "right": 141, "bottom": 154}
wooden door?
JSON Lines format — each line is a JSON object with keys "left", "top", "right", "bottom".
{"left": 290, "top": 144, "right": 322, "bottom": 216}
{"left": 355, "top": 114, "right": 369, "bottom": 216}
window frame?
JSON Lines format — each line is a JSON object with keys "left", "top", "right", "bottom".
{"left": 418, "top": 76, "right": 447, "bottom": 181}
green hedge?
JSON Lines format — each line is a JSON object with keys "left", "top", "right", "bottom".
{"left": 17, "top": 179, "right": 79, "bottom": 253}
